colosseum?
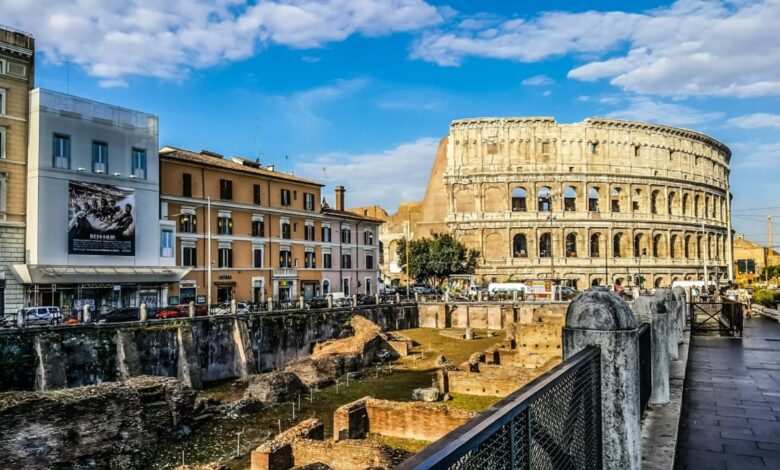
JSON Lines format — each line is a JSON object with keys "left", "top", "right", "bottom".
{"left": 352, "top": 117, "right": 733, "bottom": 289}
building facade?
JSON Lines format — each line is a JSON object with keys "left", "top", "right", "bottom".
{"left": 0, "top": 27, "right": 34, "bottom": 315}
{"left": 10, "top": 89, "right": 188, "bottom": 315}
{"left": 733, "top": 233, "right": 779, "bottom": 285}
{"left": 159, "top": 148, "right": 381, "bottom": 305}
{"left": 379, "top": 117, "right": 733, "bottom": 289}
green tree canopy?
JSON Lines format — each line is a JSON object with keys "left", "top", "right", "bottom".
{"left": 396, "top": 233, "right": 479, "bottom": 286}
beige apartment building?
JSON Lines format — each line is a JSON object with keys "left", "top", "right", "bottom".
{"left": 159, "top": 147, "right": 382, "bottom": 305}
{"left": 372, "top": 117, "right": 733, "bottom": 289}
{"left": 0, "top": 27, "right": 34, "bottom": 314}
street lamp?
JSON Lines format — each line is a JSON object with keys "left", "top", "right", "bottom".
{"left": 539, "top": 193, "right": 557, "bottom": 299}
{"left": 168, "top": 196, "right": 213, "bottom": 309}
{"left": 638, "top": 248, "right": 647, "bottom": 290}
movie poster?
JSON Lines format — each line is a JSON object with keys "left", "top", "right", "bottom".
{"left": 67, "top": 181, "right": 136, "bottom": 256}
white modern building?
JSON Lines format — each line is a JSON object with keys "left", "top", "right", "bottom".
{"left": 11, "top": 89, "right": 189, "bottom": 314}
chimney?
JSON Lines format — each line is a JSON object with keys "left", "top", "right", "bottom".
{"left": 335, "top": 186, "right": 345, "bottom": 211}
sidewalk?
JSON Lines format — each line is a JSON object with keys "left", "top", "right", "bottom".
{"left": 675, "top": 317, "right": 780, "bottom": 469}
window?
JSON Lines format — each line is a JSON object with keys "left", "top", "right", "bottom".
{"left": 180, "top": 213, "right": 196, "bottom": 233}
{"left": 0, "top": 172, "right": 7, "bottom": 213}
{"left": 322, "top": 226, "right": 332, "bottom": 242}
{"left": 253, "top": 247, "right": 263, "bottom": 268}
{"left": 341, "top": 227, "right": 351, "bottom": 243}
{"left": 634, "top": 234, "right": 644, "bottom": 258}
{"left": 651, "top": 190, "right": 660, "bottom": 214}
{"left": 633, "top": 145, "right": 640, "bottom": 157}
{"left": 613, "top": 233, "right": 623, "bottom": 258}
{"left": 342, "top": 253, "right": 352, "bottom": 268}
{"left": 281, "top": 189, "right": 291, "bottom": 206}
{"left": 219, "top": 179, "right": 233, "bottom": 200}
{"left": 588, "top": 188, "right": 600, "bottom": 212}
{"left": 305, "top": 224, "right": 315, "bottom": 241}
{"left": 182, "top": 245, "right": 196, "bottom": 266}
{"left": 161, "top": 229, "right": 174, "bottom": 257}
{"left": 305, "top": 251, "right": 316, "bottom": 268}
{"left": 92, "top": 141, "right": 108, "bottom": 174}
{"left": 0, "top": 126, "right": 5, "bottom": 159}
{"left": 565, "top": 233, "right": 577, "bottom": 257}
{"left": 366, "top": 254, "right": 374, "bottom": 269}
{"left": 281, "top": 221, "right": 291, "bottom": 239}
{"left": 589, "top": 142, "right": 598, "bottom": 154}
{"left": 684, "top": 235, "right": 691, "bottom": 259}
{"left": 304, "top": 192, "right": 315, "bottom": 211}
{"left": 182, "top": 173, "right": 192, "bottom": 197}
{"left": 539, "top": 233, "right": 551, "bottom": 258}
{"left": 512, "top": 234, "right": 528, "bottom": 257}
{"left": 252, "top": 219, "right": 264, "bottom": 237}
{"left": 610, "top": 188, "right": 621, "bottom": 213}
{"left": 537, "top": 187, "right": 552, "bottom": 212}
{"left": 653, "top": 234, "right": 663, "bottom": 257}
{"left": 253, "top": 184, "right": 261, "bottom": 205}
{"left": 322, "top": 279, "right": 331, "bottom": 294}
{"left": 131, "top": 148, "right": 146, "bottom": 179}
{"left": 217, "top": 215, "right": 233, "bottom": 235}
{"left": 364, "top": 231, "right": 374, "bottom": 245}
{"left": 670, "top": 235, "right": 678, "bottom": 259}
{"left": 511, "top": 187, "right": 527, "bottom": 212}
{"left": 218, "top": 246, "right": 233, "bottom": 268}
{"left": 53, "top": 134, "right": 70, "bottom": 169}
{"left": 667, "top": 192, "right": 675, "bottom": 216}
{"left": 323, "top": 253, "right": 332, "bottom": 268}
{"left": 563, "top": 187, "right": 576, "bottom": 211}
{"left": 541, "top": 141, "right": 550, "bottom": 153}
{"left": 279, "top": 249, "right": 292, "bottom": 268}
{"left": 590, "top": 234, "right": 600, "bottom": 257}
{"left": 343, "top": 278, "right": 350, "bottom": 296}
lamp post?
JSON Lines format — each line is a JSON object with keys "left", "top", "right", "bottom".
{"left": 638, "top": 248, "right": 647, "bottom": 291}
{"left": 168, "top": 196, "right": 212, "bottom": 310}
{"left": 539, "top": 193, "right": 557, "bottom": 299}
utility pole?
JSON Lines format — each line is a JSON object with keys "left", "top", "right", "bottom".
{"left": 207, "top": 196, "right": 212, "bottom": 309}
{"left": 769, "top": 215, "right": 774, "bottom": 268}
{"left": 405, "top": 215, "right": 410, "bottom": 298}
{"left": 702, "top": 221, "right": 709, "bottom": 287}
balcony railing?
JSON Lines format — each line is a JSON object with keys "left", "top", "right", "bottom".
{"left": 273, "top": 268, "right": 297, "bottom": 278}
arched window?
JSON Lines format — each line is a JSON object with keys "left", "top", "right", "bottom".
{"left": 654, "top": 277, "right": 663, "bottom": 288}
{"left": 590, "top": 233, "right": 600, "bottom": 257}
{"left": 668, "top": 192, "right": 676, "bottom": 216}
{"left": 704, "top": 196, "right": 710, "bottom": 219}
{"left": 539, "top": 233, "right": 552, "bottom": 257}
{"left": 697, "top": 235, "right": 703, "bottom": 258}
{"left": 537, "top": 187, "right": 552, "bottom": 212}
{"left": 670, "top": 234, "right": 678, "bottom": 258}
{"left": 634, "top": 234, "right": 645, "bottom": 257}
{"left": 512, "top": 234, "right": 528, "bottom": 257}
{"left": 566, "top": 233, "right": 577, "bottom": 257}
{"left": 613, "top": 233, "right": 622, "bottom": 258}
{"left": 322, "top": 279, "right": 330, "bottom": 294}
{"left": 511, "top": 187, "right": 527, "bottom": 212}
{"left": 651, "top": 190, "right": 660, "bottom": 214}
{"left": 682, "top": 194, "right": 689, "bottom": 216}
{"left": 588, "top": 187, "right": 600, "bottom": 212}
{"left": 694, "top": 195, "right": 700, "bottom": 217}
{"left": 564, "top": 186, "right": 576, "bottom": 212}
{"left": 684, "top": 235, "right": 691, "bottom": 258}
{"left": 611, "top": 188, "right": 621, "bottom": 212}
{"left": 632, "top": 189, "right": 641, "bottom": 212}
{"left": 653, "top": 234, "right": 663, "bottom": 257}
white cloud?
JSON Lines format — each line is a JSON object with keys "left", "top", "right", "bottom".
{"left": 522, "top": 74, "right": 554, "bottom": 87}
{"left": 605, "top": 97, "right": 724, "bottom": 127}
{"left": 295, "top": 137, "right": 440, "bottom": 211}
{"left": 730, "top": 141, "right": 780, "bottom": 168}
{"left": 412, "top": 1, "right": 780, "bottom": 98}
{"left": 2, "top": 0, "right": 443, "bottom": 84}
{"left": 266, "top": 77, "right": 369, "bottom": 129}
{"left": 727, "top": 113, "right": 780, "bottom": 129}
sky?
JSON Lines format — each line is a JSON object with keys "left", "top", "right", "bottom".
{"left": 2, "top": 0, "right": 779, "bottom": 244}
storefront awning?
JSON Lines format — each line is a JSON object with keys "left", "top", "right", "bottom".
{"left": 10, "top": 264, "right": 192, "bottom": 284}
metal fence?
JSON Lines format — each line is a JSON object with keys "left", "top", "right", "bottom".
{"left": 689, "top": 301, "right": 743, "bottom": 336}
{"left": 397, "top": 347, "right": 602, "bottom": 470}
{"left": 638, "top": 323, "right": 651, "bottom": 416}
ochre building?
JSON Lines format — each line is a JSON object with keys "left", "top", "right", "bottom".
{"left": 374, "top": 117, "right": 733, "bottom": 289}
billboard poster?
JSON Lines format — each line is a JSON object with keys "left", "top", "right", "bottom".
{"left": 67, "top": 181, "right": 136, "bottom": 256}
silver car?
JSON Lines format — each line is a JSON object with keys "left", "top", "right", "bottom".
{"left": 17, "top": 306, "right": 62, "bottom": 327}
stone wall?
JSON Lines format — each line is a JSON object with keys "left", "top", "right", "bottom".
{"left": 418, "top": 301, "right": 567, "bottom": 331}
{"left": 0, "top": 303, "right": 417, "bottom": 392}
{"left": 0, "top": 376, "right": 195, "bottom": 469}
{"left": 333, "top": 397, "right": 477, "bottom": 443}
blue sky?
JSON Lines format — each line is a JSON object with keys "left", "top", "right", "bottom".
{"left": 4, "top": 0, "right": 779, "bottom": 244}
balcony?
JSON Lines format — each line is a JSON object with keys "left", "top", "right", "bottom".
{"left": 273, "top": 268, "right": 297, "bottom": 278}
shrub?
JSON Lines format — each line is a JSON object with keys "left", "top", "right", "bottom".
{"left": 753, "top": 289, "right": 780, "bottom": 308}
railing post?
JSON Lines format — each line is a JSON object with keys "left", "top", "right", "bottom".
{"left": 654, "top": 288, "right": 680, "bottom": 360}
{"left": 188, "top": 301, "right": 196, "bottom": 318}
{"left": 299, "top": 296, "right": 305, "bottom": 309}
{"left": 632, "top": 295, "right": 671, "bottom": 404}
{"left": 267, "top": 297, "right": 274, "bottom": 312}
{"left": 230, "top": 299, "right": 237, "bottom": 315}
{"left": 395, "top": 293, "right": 401, "bottom": 304}
{"left": 672, "top": 286, "right": 687, "bottom": 341}
{"left": 139, "top": 303, "right": 147, "bottom": 322}
{"left": 563, "top": 288, "right": 641, "bottom": 470}
{"left": 327, "top": 296, "right": 333, "bottom": 309}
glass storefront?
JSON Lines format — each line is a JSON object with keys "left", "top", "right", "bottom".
{"left": 27, "top": 283, "right": 165, "bottom": 316}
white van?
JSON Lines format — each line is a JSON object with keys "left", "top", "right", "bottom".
{"left": 487, "top": 283, "right": 527, "bottom": 294}
{"left": 17, "top": 306, "right": 62, "bottom": 327}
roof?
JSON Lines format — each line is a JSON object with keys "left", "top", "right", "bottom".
{"left": 321, "top": 208, "right": 385, "bottom": 224}
{"left": 159, "top": 146, "right": 323, "bottom": 187}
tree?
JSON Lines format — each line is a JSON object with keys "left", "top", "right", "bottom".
{"left": 396, "top": 233, "right": 479, "bottom": 286}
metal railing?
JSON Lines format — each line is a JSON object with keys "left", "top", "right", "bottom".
{"left": 397, "top": 346, "right": 602, "bottom": 470}
{"left": 638, "top": 323, "right": 651, "bottom": 416}
{"left": 689, "top": 300, "right": 743, "bottom": 336}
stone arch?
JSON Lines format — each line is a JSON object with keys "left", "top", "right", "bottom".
{"left": 653, "top": 233, "right": 666, "bottom": 257}
{"left": 694, "top": 194, "right": 701, "bottom": 217}
{"left": 484, "top": 232, "right": 505, "bottom": 261}
{"left": 483, "top": 186, "right": 504, "bottom": 213}
{"left": 511, "top": 187, "right": 528, "bottom": 212}
{"left": 632, "top": 188, "right": 643, "bottom": 213}
{"left": 613, "top": 232, "right": 623, "bottom": 257}
{"left": 588, "top": 187, "right": 600, "bottom": 212}
{"left": 654, "top": 277, "right": 663, "bottom": 288}
{"left": 512, "top": 233, "right": 528, "bottom": 257}
{"left": 539, "top": 232, "right": 552, "bottom": 257}
{"left": 682, "top": 193, "right": 690, "bottom": 216}
{"left": 590, "top": 233, "right": 601, "bottom": 257}
{"left": 564, "top": 186, "right": 577, "bottom": 212}
{"left": 684, "top": 234, "right": 692, "bottom": 259}
{"left": 611, "top": 187, "right": 622, "bottom": 212}
{"left": 668, "top": 191, "right": 677, "bottom": 216}
{"left": 388, "top": 240, "right": 399, "bottom": 262}
{"left": 651, "top": 190, "right": 661, "bottom": 214}
{"left": 634, "top": 233, "right": 646, "bottom": 257}
{"left": 455, "top": 185, "right": 475, "bottom": 213}
{"left": 566, "top": 232, "right": 578, "bottom": 257}
{"left": 670, "top": 234, "right": 680, "bottom": 258}
{"left": 537, "top": 186, "right": 552, "bottom": 212}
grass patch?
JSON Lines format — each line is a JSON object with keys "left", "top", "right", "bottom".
{"left": 368, "top": 433, "right": 430, "bottom": 454}
{"left": 442, "top": 393, "right": 502, "bottom": 412}
{"left": 396, "top": 328, "right": 503, "bottom": 371}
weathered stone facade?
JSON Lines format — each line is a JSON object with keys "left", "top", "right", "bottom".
{"left": 373, "top": 117, "right": 733, "bottom": 288}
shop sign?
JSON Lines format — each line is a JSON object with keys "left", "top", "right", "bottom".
{"left": 52, "top": 284, "right": 57, "bottom": 293}
{"left": 278, "top": 280, "right": 293, "bottom": 287}
{"left": 180, "top": 280, "right": 196, "bottom": 288}
{"left": 79, "top": 283, "right": 114, "bottom": 289}
{"left": 219, "top": 275, "right": 232, "bottom": 280}
{"left": 197, "top": 295, "right": 207, "bottom": 304}
{"left": 113, "top": 284, "right": 121, "bottom": 291}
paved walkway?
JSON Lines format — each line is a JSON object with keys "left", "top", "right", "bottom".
{"left": 675, "top": 316, "right": 780, "bottom": 469}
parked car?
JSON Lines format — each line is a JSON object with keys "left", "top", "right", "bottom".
{"left": 334, "top": 297, "right": 353, "bottom": 308}
{"left": 97, "top": 307, "right": 157, "bottom": 323}
{"left": 16, "top": 306, "right": 62, "bottom": 327}
{"left": 356, "top": 294, "right": 376, "bottom": 305}
{"left": 211, "top": 302, "right": 251, "bottom": 315}
{"left": 411, "top": 285, "right": 436, "bottom": 295}
{"left": 308, "top": 297, "right": 330, "bottom": 309}
{"left": 157, "top": 304, "right": 209, "bottom": 319}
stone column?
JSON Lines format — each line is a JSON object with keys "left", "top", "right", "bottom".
{"left": 654, "top": 289, "right": 679, "bottom": 360}
{"left": 188, "top": 301, "right": 196, "bottom": 318}
{"left": 672, "top": 286, "right": 688, "bottom": 339}
{"left": 230, "top": 299, "right": 237, "bottom": 315}
{"left": 563, "top": 289, "right": 641, "bottom": 470}
{"left": 139, "top": 303, "right": 147, "bottom": 322}
{"left": 631, "top": 295, "right": 670, "bottom": 404}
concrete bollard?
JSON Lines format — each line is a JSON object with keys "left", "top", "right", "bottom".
{"left": 188, "top": 301, "right": 196, "bottom": 318}
{"left": 513, "top": 290, "right": 518, "bottom": 302}
{"left": 632, "top": 295, "right": 671, "bottom": 404}
{"left": 464, "top": 327, "right": 474, "bottom": 340}
{"left": 654, "top": 289, "right": 679, "bottom": 361}
{"left": 299, "top": 296, "right": 305, "bottom": 309}
{"left": 444, "top": 291, "right": 450, "bottom": 303}
{"left": 414, "top": 292, "right": 420, "bottom": 303}
{"left": 395, "top": 293, "right": 401, "bottom": 304}
{"left": 327, "top": 296, "right": 333, "bottom": 309}
{"left": 672, "top": 286, "right": 687, "bottom": 342}
{"left": 230, "top": 299, "right": 237, "bottom": 315}
{"left": 267, "top": 297, "right": 274, "bottom": 312}
{"left": 352, "top": 295, "right": 357, "bottom": 307}
{"left": 375, "top": 293, "right": 380, "bottom": 305}
{"left": 139, "top": 303, "right": 147, "bottom": 322}
{"left": 83, "top": 305, "right": 93, "bottom": 323}
{"left": 563, "top": 288, "right": 641, "bottom": 470}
